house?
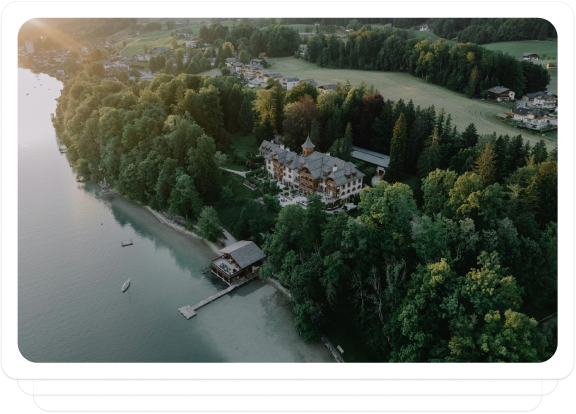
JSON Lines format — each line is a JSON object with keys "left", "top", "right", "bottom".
{"left": 300, "top": 79, "right": 318, "bottom": 87}
{"left": 521, "top": 91, "right": 558, "bottom": 109}
{"left": 419, "top": 24, "right": 430, "bottom": 31}
{"left": 259, "top": 137, "right": 365, "bottom": 208}
{"left": 281, "top": 76, "right": 300, "bottom": 90}
{"left": 267, "top": 72, "right": 283, "bottom": 82}
{"left": 152, "top": 46, "right": 168, "bottom": 54}
{"left": 225, "top": 57, "right": 237, "bottom": 67}
{"left": 487, "top": 86, "right": 515, "bottom": 101}
{"left": 506, "top": 107, "right": 552, "bottom": 130}
{"left": 210, "top": 241, "right": 266, "bottom": 284}
{"left": 185, "top": 40, "right": 198, "bottom": 48}
{"left": 496, "top": 113, "right": 509, "bottom": 120}
{"left": 232, "top": 62, "right": 244, "bottom": 73}
{"left": 547, "top": 62, "right": 557, "bottom": 69}
{"left": 242, "top": 64, "right": 259, "bottom": 78}
{"left": 318, "top": 84, "right": 337, "bottom": 93}
{"left": 250, "top": 58, "right": 264, "bottom": 66}
{"left": 350, "top": 146, "right": 390, "bottom": 185}
{"left": 207, "top": 57, "right": 216, "bottom": 67}
{"left": 523, "top": 53, "right": 540, "bottom": 60}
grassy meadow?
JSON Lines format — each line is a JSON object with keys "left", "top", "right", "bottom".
{"left": 266, "top": 57, "right": 557, "bottom": 149}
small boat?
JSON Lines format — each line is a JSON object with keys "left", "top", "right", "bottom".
{"left": 122, "top": 278, "right": 131, "bottom": 292}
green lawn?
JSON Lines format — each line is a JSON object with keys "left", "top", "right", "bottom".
{"left": 120, "top": 30, "right": 175, "bottom": 57}
{"left": 224, "top": 133, "right": 261, "bottom": 171}
{"left": 412, "top": 30, "right": 455, "bottom": 46}
{"left": 266, "top": 56, "right": 557, "bottom": 149}
{"left": 482, "top": 40, "right": 558, "bottom": 60}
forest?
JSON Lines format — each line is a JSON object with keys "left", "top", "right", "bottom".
{"left": 51, "top": 28, "right": 557, "bottom": 362}
{"left": 305, "top": 27, "right": 551, "bottom": 98}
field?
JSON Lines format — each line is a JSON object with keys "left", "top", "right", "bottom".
{"left": 482, "top": 40, "right": 558, "bottom": 95}
{"left": 266, "top": 57, "right": 557, "bottom": 149}
{"left": 412, "top": 30, "right": 456, "bottom": 46}
{"left": 482, "top": 40, "right": 558, "bottom": 60}
{"left": 224, "top": 133, "right": 260, "bottom": 172}
{"left": 120, "top": 30, "right": 175, "bottom": 57}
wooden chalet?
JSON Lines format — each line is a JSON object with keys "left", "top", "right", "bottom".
{"left": 487, "top": 86, "right": 515, "bottom": 101}
{"left": 523, "top": 53, "right": 540, "bottom": 60}
{"left": 210, "top": 241, "right": 266, "bottom": 284}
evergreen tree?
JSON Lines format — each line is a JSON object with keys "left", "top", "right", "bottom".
{"left": 224, "top": 84, "right": 242, "bottom": 133}
{"left": 190, "top": 135, "right": 222, "bottom": 203}
{"left": 254, "top": 116, "right": 274, "bottom": 146}
{"left": 309, "top": 120, "right": 320, "bottom": 146}
{"left": 531, "top": 140, "right": 548, "bottom": 164}
{"left": 461, "top": 123, "right": 479, "bottom": 148}
{"left": 325, "top": 105, "right": 342, "bottom": 151}
{"left": 386, "top": 113, "right": 408, "bottom": 182}
{"left": 474, "top": 142, "right": 497, "bottom": 185}
{"left": 329, "top": 123, "right": 353, "bottom": 161}
{"left": 238, "top": 95, "right": 254, "bottom": 134}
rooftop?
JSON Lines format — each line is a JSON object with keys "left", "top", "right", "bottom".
{"left": 488, "top": 86, "right": 510, "bottom": 94}
{"left": 351, "top": 146, "right": 390, "bottom": 168}
{"left": 220, "top": 241, "right": 266, "bottom": 269}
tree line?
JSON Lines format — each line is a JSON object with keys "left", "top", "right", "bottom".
{"left": 305, "top": 27, "right": 550, "bottom": 98}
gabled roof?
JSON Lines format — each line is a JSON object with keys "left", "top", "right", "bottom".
{"left": 302, "top": 136, "right": 315, "bottom": 149}
{"left": 220, "top": 241, "right": 266, "bottom": 269}
{"left": 523, "top": 52, "right": 539, "bottom": 56}
{"left": 319, "top": 84, "right": 337, "bottom": 90}
{"left": 300, "top": 79, "right": 318, "bottom": 86}
{"left": 510, "top": 107, "right": 548, "bottom": 118}
{"left": 525, "top": 91, "right": 556, "bottom": 99}
{"left": 283, "top": 76, "right": 299, "bottom": 82}
{"left": 488, "top": 86, "right": 510, "bottom": 94}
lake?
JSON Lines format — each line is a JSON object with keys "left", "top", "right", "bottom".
{"left": 17, "top": 68, "right": 332, "bottom": 363}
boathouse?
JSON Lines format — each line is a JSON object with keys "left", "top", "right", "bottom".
{"left": 210, "top": 241, "right": 266, "bottom": 284}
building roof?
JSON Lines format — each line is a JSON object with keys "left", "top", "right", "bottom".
{"left": 283, "top": 76, "right": 299, "bottom": 82}
{"left": 510, "top": 107, "right": 548, "bottom": 118}
{"left": 154, "top": 46, "right": 168, "bottom": 52}
{"left": 351, "top": 146, "right": 390, "bottom": 168}
{"left": 300, "top": 79, "right": 318, "bottom": 86}
{"left": 523, "top": 52, "right": 539, "bottom": 56}
{"left": 220, "top": 241, "right": 266, "bottom": 269}
{"left": 268, "top": 72, "right": 283, "bottom": 77}
{"left": 259, "top": 140, "right": 365, "bottom": 186}
{"left": 302, "top": 136, "right": 315, "bottom": 149}
{"left": 487, "top": 86, "right": 510, "bottom": 94}
{"left": 319, "top": 84, "right": 337, "bottom": 90}
{"left": 226, "top": 57, "right": 237, "bottom": 63}
{"left": 525, "top": 91, "right": 556, "bottom": 99}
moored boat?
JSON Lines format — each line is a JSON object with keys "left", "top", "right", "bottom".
{"left": 122, "top": 278, "right": 131, "bottom": 292}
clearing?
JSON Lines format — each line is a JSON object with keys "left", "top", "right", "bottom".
{"left": 265, "top": 57, "right": 557, "bottom": 149}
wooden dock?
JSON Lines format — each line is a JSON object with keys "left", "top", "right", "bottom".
{"left": 121, "top": 240, "right": 133, "bottom": 247}
{"left": 178, "top": 273, "right": 259, "bottom": 320}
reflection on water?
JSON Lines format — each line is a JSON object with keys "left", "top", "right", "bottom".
{"left": 17, "top": 68, "right": 333, "bottom": 363}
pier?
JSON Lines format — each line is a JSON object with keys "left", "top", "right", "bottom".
{"left": 178, "top": 273, "right": 259, "bottom": 319}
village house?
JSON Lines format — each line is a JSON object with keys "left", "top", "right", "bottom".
{"left": 300, "top": 79, "right": 318, "bottom": 87}
{"left": 185, "top": 39, "right": 198, "bottom": 48}
{"left": 207, "top": 57, "right": 216, "bottom": 67}
{"left": 225, "top": 57, "right": 238, "bottom": 67}
{"left": 506, "top": 107, "right": 552, "bottom": 130}
{"left": 487, "top": 86, "right": 515, "bottom": 101}
{"left": 232, "top": 62, "right": 244, "bottom": 73}
{"left": 152, "top": 46, "right": 168, "bottom": 54}
{"left": 521, "top": 91, "right": 558, "bottom": 109}
{"left": 266, "top": 72, "right": 283, "bottom": 82}
{"left": 281, "top": 76, "right": 300, "bottom": 90}
{"left": 250, "top": 58, "right": 264, "bottom": 66}
{"left": 419, "top": 24, "right": 430, "bottom": 31}
{"left": 318, "top": 84, "right": 337, "bottom": 93}
{"left": 523, "top": 53, "right": 540, "bottom": 60}
{"left": 259, "top": 137, "right": 365, "bottom": 208}
{"left": 178, "top": 27, "right": 194, "bottom": 35}
{"left": 210, "top": 241, "right": 266, "bottom": 284}
{"left": 242, "top": 64, "right": 260, "bottom": 78}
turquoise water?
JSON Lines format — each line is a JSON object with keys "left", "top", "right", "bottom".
{"left": 17, "top": 68, "right": 332, "bottom": 363}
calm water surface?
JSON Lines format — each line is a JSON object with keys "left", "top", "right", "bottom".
{"left": 18, "top": 68, "right": 332, "bottom": 362}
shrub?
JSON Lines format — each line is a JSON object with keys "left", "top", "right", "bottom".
{"left": 263, "top": 193, "right": 281, "bottom": 212}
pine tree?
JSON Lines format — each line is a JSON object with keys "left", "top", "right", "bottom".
{"left": 417, "top": 127, "right": 441, "bottom": 179}
{"left": 325, "top": 106, "right": 342, "bottom": 151}
{"left": 190, "top": 135, "right": 221, "bottom": 203}
{"left": 224, "top": 84, "right": 242, "bottom": 133}
{"left": 310, "top": 120, "right": 320, "bottom": 146}
{"left": 531, "top": 139, "right": 548, "bottom": 164}
{"left": 238, "top": 95, "right": 254, "bottom": 134}
{"left": 461, "top": 123, "right": 479, "bottom": 148}
{"left": 474, "top": 142, "right": 497, "bottom": 185}
{"left": 386, "top": 113, "right": 408, "bottom": 182}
